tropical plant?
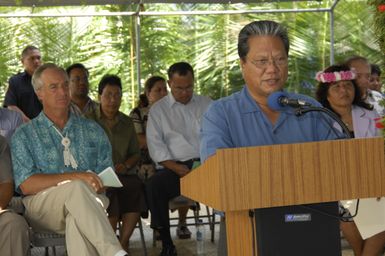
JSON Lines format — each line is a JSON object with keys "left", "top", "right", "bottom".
{"left": 0, "top": 0, "right": 382, "bottom": 113}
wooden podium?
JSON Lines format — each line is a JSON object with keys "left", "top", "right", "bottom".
{"left": 181, "top": 137, "right": 385, "bottom": 256}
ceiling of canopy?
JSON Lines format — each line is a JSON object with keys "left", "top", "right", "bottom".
{"left": 0, "top": 0, "right": 318, "bottom": 7}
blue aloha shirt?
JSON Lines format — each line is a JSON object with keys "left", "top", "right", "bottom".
{"left": 11, "top": 112, "right": 113, "bottom": 192}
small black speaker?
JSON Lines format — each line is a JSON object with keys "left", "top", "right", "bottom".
{"left": 255, "top": 201, "right": 341, "bottom": 256}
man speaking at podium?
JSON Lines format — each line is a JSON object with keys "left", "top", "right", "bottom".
{"left": 200, "top": 20, "right": 343, "bottom": 256}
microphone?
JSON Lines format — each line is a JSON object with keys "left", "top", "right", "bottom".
{"left": 267, "top": 91, "right": 313, "bottom": 111}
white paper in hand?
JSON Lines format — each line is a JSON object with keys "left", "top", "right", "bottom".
{"left": 98, "top": 167, "right": 123, "bottom": 187}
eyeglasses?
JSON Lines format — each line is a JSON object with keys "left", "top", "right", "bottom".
{"left": 247, "top": 56, "right": 288, "bottom": 69}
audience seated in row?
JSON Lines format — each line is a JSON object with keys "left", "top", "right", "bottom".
{"left": 0, "top": 28, "right": 383, "bottom": 256}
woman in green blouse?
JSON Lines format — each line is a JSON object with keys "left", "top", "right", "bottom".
{"left": 87, "top": 75, "right": 147, "bottom": 252}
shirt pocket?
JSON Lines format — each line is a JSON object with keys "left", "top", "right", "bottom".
{"left": 83, "top": 146, "right": 98, "bottom": 171}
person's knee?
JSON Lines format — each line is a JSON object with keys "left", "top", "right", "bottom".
{"left": 12, "top": 214, "right": 29, "bottom": 231}
{"left": 1, "top": 212, "right": 27, "bottom": 227}
{"left": 0, "top": 212, "right": 29, "bottom": 238}
{"left": 146, "top": 173, "right": 163, "bottom": 193}
{"left": 0, "top": 213, "right": 30, "bottom": 254}
{"left": 59, "top": 180, "right": 109, "bottom": 215}
{"left": 66, "top": 179, "right": 92, "bottom": 194}
{"left": 127, "top": 176, "right": 144, "bottom": 191}
{"left": 62, "top": 180, "right": 102, "bottom": 205}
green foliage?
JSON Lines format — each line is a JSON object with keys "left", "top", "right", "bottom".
{"left": 0, "top": 1, "right": 383, "bottom": 114}
{"left": 369, "top": 0, "right": 385, "bottom": 53}
{"left": 368, "top": 0, "right": 385, "bottom": 88}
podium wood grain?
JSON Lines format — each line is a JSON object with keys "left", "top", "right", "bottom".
{"left": 181, "top": 137, "right": 385, "bottom": 256}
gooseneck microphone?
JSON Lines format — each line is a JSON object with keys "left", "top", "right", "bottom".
{"left": 266, "top": 91, "right": 353, "bottom": 223}
{"left": 267, "top": 91, "right": 313, "bottom": 111}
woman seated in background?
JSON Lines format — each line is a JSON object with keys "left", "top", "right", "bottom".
{"left": 315, "top": 64, "right": 385, "bottom": 256}
{"left": 129, "top": 76, "right": 168, "bottom": 180}
{"left": 87, "top": 74, "right": 147, "bottom": 252}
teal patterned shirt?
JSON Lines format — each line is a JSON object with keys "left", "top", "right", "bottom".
{"left": 11, "top": 112, "right": 113, "bottom": 192}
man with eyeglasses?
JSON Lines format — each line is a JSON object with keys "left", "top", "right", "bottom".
{"left": 200, "top": 20, "right": 343, "bottom": 256}
{"left": 146, "top": 62, "right": 212, "bottom": 256}
{"left": 66, "top": 63, "right": 99, "bottom": 116}
{"left": 345, "top": 56, "right": 385, "bottom": 116}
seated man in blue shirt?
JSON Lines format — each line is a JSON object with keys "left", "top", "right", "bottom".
{"left": 0, "top": 135, "right": 29, "bottom": 256}
{"left": 200, "top": 20, "right": 342, "bottom": 255}
{"left": 0, "top": 107, "right": 23, "bottom": 142}
{"left": 11, "top": 63, "right": 128, "bottom": 256}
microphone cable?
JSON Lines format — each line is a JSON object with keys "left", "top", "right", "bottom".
{"left": 298, "top": 199, "right": 360, "bottom": 222}
{"left": 294, "top": 106, "right": 352, "bottom": 139}
{"left": 249, "top": 210, "right": 257, "bottom": 256}
{"left": 294, "top": 106, "right": 361, "bottom": 222}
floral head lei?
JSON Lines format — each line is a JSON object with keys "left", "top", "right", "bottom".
{"left": 315, "top": 69, "right": 356, "bottom": 83}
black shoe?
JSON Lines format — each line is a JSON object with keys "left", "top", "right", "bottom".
{"left": 160, "top": 246, "right": 177, "bottom": 256}
{"left": 176, "top": 225, "right": 191, "bottom": 239}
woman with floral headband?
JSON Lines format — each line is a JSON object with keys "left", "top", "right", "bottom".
{"left": 316, "top": 64, "right": 385, "bottom": 256}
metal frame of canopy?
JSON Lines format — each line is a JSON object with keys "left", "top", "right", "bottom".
{"left": 0, "top": 0, "right": 340, "bottom": 93}
{"left": 0, "top": 0, "right": 327, "bottom": 6}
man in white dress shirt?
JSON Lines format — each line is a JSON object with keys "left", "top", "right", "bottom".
{"left": 146, "top": 62, "right": 212, "bottom": 256}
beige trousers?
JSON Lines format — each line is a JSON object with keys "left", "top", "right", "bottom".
{"left": 0, "top": 211, "right": 30, "bottom": 256}
{"left": 23, "top": 180, "right": 123, "bottom": 256}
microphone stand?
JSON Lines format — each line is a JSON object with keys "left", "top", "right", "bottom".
{"left": 295, "top": 106, "right": 360, "bottom": 220}
{"left": 295, "top": 106, "right": 352, "bottom": 139}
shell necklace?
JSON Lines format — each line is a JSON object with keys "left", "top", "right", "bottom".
{"left": 52, "top": 126, "right": 78, "bottom": 169}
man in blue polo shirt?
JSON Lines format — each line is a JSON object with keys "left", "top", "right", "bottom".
{"left": 4, "top": 45, "right": 43, "bottom": 122}
{"left": 200, "top": 20, "right": 343, "bottom": 256}
{"left": 201, "top": 20, "right": 340, "bottom": 162}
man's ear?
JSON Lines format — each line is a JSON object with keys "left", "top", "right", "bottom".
{"left": 240, "top": 58, "right": 246, "bottom": 69}
{"left": 35, "top": 89, "right": 43, "bottom": 102}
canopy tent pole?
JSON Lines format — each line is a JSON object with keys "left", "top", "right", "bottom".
{"left": 329, "top": 0, "right": 340, "bottom": 65}
{"left": 135, "top": 9, "right": 141, "bottom": 94}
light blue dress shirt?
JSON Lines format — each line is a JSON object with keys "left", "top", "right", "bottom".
{"left": 11, "top": 112, "right": 113, "bottom": 191}
{"left": 200, "top": 86, "right": 343, "bottom": 162}
{"left": 0, "top": 108, "right": 23, "bottom": 142}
